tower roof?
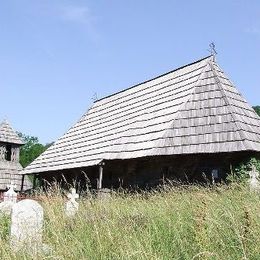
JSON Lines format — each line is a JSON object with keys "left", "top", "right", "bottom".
{"left": 0, "top": 120, "right": 24, "bottom": 145}
{"left": 23, "top": 56, "right": 260, "bottom": 175}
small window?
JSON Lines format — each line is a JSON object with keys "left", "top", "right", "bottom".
{"left": 5, "top": 145, "right": 11, "bottom": 161}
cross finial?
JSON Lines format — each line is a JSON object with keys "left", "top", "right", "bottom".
{"left": 208, "top": 42, "right": 217, "bottom": 61}
{"left": 92, "top": 92, "right": 98, "bottom": 102}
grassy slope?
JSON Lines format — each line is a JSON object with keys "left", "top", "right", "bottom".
{"left": 1, "top": 184, "right": 260, "bottom": 259}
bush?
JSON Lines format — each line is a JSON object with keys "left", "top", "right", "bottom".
{"left": 227, "top": 157, "right": 260, "bottom": 183}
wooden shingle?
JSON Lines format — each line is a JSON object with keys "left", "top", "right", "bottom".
{"left": 23, "top": 56, "right": 260, "bottom": 175}
{"left": 0, "top": 120, "right": 24, "bottom": 145}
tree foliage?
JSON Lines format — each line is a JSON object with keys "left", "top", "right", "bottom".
{"left": 253, "top": 106, "right": 260, "bottom": 116}
{"left": 227, "top": 157, "right": 260, "bottom": 183}
{"left": 17, "top": 133, "right": 53, "bottom": 168}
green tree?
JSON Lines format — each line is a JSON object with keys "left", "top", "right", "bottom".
{"left": 17, "top": 133, "right": 51, "bottom": 168}
{"left": 253, "top": 106, "right": 260, "bottom": 116}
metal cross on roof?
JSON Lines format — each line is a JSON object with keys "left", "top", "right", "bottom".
{"left": 208, "top": 42, "right": 217, "bottom": 61}
{"left": 92, "top": 92, "right": 98, "bottom": 102}
{"left": 209, "top": 42, "right": 217, "bottom": 55}
{"left": 67, "top": 188, "right": 79, "bottom": 201}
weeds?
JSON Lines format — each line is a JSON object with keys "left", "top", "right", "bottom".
{"left": 1, "top": 184, "right": 260, "bottom": 259}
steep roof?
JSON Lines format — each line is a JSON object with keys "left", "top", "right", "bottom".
{"left": 0, "top": 120, "right": 31, "bottom": 190}
{"left": 23, "top": 56, "right": 260, "bottom": 175}
{"left": 0, "top": 120, "right": 24, "bottom": 145}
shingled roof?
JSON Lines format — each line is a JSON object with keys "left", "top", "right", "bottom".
{"left": 23, "top": 56, "right": 260, "bottom": 175}
{"left": 0, "top": 120, "right": 24, "bottom": 145}
{"left": 0, "top": 120, "right": 31, "bottom": 190}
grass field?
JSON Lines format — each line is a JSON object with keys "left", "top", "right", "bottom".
{"left": 1, "top": 183, "right": 260, "bottom": 259}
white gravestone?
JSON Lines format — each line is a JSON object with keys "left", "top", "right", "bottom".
{"left": 248, "top": 166, "right": 260, "bottom": 192}
{"left": 10, "top": 199, "right": 43, "bottom": 254}
{"left": 4, "top": 183, "right": 17, "bottom": 203}
{"left": 65, "top": 188, "right": 79, "bottom": 217}
{"left": 0, "top": 184, "right": 18, "bottom": 216}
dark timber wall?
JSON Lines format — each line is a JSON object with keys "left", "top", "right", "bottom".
{"left": 37, "top": 151, "right": 259, "bottom": 191}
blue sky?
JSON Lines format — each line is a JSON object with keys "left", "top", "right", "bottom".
{"left": 1, "top": 0, "right": 260, "bottom": 144}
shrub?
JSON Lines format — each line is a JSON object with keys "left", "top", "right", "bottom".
{"left": 227, "top": 157, "right": 260, "bottom": 183}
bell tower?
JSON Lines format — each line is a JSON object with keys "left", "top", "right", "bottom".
{"left": 0, "top": 120, "right": 32, "bottom": 191}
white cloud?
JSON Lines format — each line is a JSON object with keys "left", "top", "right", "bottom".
{"left": 60, "top": 5, "right": 94, "bottom": 25}
{"left": 57, "top": 4, "right": 100, "bottom": 42}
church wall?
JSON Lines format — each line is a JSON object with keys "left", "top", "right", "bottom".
{"left": 37, "top": 151, "right": 259, "bottom": 191}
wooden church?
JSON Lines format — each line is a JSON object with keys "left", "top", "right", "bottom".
{"left": 0, "top": 120, "right": 32, "bottom": 191}
{"left": 22, "top": 55, "right": 260, "bottom": 190}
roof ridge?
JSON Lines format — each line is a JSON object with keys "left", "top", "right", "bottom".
{"left": 213, "top": 63, "right": 260, "bottom": 119}
{"left": 95, "top": 55, "right": 213, "bottom": 103}
{"left": 155, "top": 61, "right": 211, "bottom": 143}
{"left": 208, "top": 60, "right": 248, "bottom": 146}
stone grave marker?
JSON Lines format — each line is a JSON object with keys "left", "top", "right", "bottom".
{"left": 248, "top": 165, "right": 260, "bottom": 192}
{"left": 0, "top": 183, "right": 18, "bottom": 216}
{"left": 65, "top": 188, "right": 79, "bottom": 217}
{"left": 4, "top": 183, "right": 17, "bottom": 203}
{"left": 10, "top": 199, "right": 44, "bottom": 254}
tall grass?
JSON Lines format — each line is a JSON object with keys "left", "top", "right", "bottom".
{"left": 1, "top": 184, "right": 260, "bottom": 259}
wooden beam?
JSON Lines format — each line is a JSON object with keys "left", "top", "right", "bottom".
{"left": 20, "top": 174, "right": 25, "bottom": 192}
{"left": 98, "top": 161, "right": 105, "bottom": 189}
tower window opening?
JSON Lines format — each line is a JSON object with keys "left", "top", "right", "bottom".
{"left": 5, "top": 145, "right": 11, "bottom": 161}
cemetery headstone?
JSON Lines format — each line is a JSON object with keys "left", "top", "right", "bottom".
{"left": 65, "top": 188, "right": 79, "bottom": 217}
{"left": 0, "top": 184, "right": 18, "bottom": 216}
{"left": 211, "top": 169, "right": 219, "bottom": 185}
{"left": 10, "top": 199, "right": 43, "bottom": 254}
{"left": 248, "top": 165, "right": 260, "bottom": 192}
{"left": 4, "top": 183, "right": 17, "bottom": 203}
